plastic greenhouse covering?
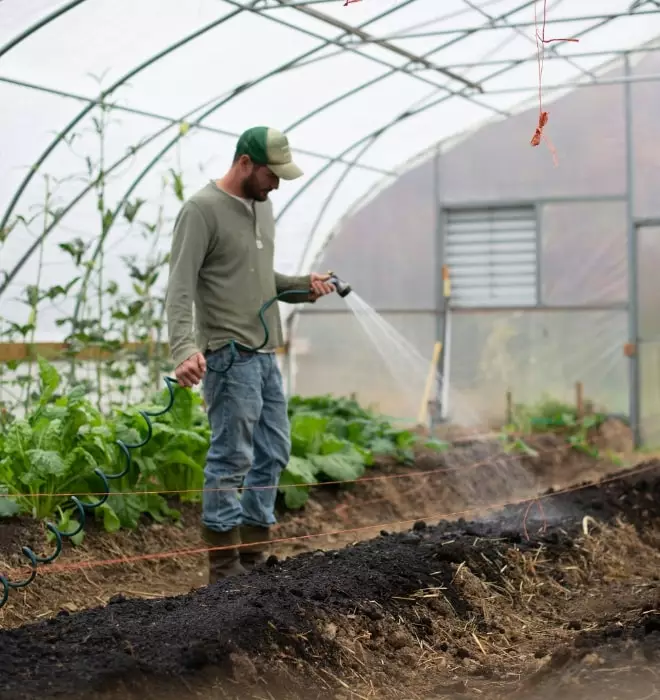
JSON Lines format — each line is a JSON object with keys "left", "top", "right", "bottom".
{"left": 1, "top": 0, "right": 660, "bottom": 431}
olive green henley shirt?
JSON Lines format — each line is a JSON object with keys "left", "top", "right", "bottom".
{"left": 165, "top": 181, "right": 312, "bottom": 368}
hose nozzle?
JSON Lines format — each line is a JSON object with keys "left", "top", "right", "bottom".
{"left": 328, "top": 272, "right": 352, "bottom": 298}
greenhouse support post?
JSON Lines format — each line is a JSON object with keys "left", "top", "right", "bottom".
{"left": 431, "top": 145, "right": 444, "bottom": 431}
{"left": 624, "top": 52, "right": 640, "bottom": 448}
{"left": 534, "top": 202, "right": 542, "bottom": 304}
{"left": 439, "top": 275, "right": 452, "bottom": 422}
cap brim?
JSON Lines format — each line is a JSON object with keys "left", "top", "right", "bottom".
{"left": 268, "top": 161, "right": 304, "bottom": 180}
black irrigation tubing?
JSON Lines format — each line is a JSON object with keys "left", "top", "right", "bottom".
{"left": 0, "top": 376, "right": 179, "bottom": 609}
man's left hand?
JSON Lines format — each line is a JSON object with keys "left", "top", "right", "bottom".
{"left": 309, "top": 272, "right": 335, "bottom": 300}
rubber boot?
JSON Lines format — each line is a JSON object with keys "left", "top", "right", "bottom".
{"left": 239, "top": 525, "right": 271, "bottom": 572}
{"left": 201, "top": 526, "right": 247, "bottom": 584}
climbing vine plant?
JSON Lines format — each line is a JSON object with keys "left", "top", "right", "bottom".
{"left": 0, "top": 87, "right": 187, "bottom": 419}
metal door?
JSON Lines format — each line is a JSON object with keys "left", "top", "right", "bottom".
{"left": 636, "top": 222, "right": 660, "bottom": 446}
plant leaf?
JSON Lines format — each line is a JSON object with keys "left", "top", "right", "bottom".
{"left": 97, "top": 503, "right": 122, "bottom": 533}
{"left": 424, "top": 438, "right": 450, "bottom": 452}
{"left": 310, "top": 451, "right": 365, "bottom": 482}
{"left": 160, "top": 449, "right": 204, "bottom": 469}
{"left": 290, "top": 413, "right": 329, "bottom": 456}
{"left": 0, "top": 497, "right": 21, "bottom": 518}
{"left": 278, "top": 469, "right": 310, "bottom": 509}
{"left": 284, "top": 455, "right": 318, "bottom": 483}
{"left": 37, "top": 356, "right": 61, "bottom": 404}
{"left": 23, "top": 449, "right": 68, "bottom": 480}
{"left": 4, "top": 420, "right": 33, "bottom": 458}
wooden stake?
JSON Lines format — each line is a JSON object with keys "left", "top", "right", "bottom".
{"left": 417, "top": 341, "right": 443, "bottom": 426}
{"left": 575, "top": 381, "right": 584, "bottom": 418}
{"left": 505, "top": 390, "right": 513, "bottom": 424}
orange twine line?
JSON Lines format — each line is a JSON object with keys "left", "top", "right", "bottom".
{"left": 531, "top": 0, "right": 579, "bottom": 164}
{"left": 7, "top": 459, "right": 657, "bottom": 580}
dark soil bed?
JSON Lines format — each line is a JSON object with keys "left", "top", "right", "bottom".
{"left": 0, "top": 431, "right": 614, "bottom": 631}
{"left": 1, "top": 457, "right": 659, "bottom": 700}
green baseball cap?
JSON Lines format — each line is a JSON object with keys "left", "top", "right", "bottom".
{"left": 235, "top": 126, "right": 303, "bottom": 180}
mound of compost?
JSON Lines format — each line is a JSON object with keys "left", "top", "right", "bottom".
{"left": 1, "top": 460, "right": 659, "bottom": 700}
{"left": 516, "top": 612, "right": 660, "bottom": 700}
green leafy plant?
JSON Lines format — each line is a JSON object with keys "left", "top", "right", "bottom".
{"left": 504, "top": 394, "right": 610, "bottom": 457}
{"left": 280, "top": 394, "right": 448, "bottom": 509}
{"left": 47, "top": 505, "right": 86, "bottom": 546}
{"left": 0, "top": 353, "right": 450, "bottom": 529}
{"left": 279, "top": 410, "right": 367, "bottom": 509}
{"left": 0, "top": 357, "right": 182, "bottom": 533}
{"left": 288, "top": 394, "right": 425, "bottom": 462}
{"left": 497, "top": 432, "right": 539, "bottom": 457}
{"left": 108, "top": 382, "right": 208, "bottom": 514}
{"left": 0, "top": 357, "right": 115, "bottom": 521}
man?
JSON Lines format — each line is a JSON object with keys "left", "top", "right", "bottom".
{"left": 165, "top": 126, "right": 335, "bottom": 583}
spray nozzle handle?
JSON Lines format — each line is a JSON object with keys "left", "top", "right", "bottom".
{"left": 327, "top": 272, "right": 352, "bottom": 298}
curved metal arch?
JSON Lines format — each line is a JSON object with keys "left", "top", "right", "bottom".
{"left": 0, "top": 0, "right": 87, "bottom": 59}
{"left": 223, "top": 0, "right": 470, "bottom": 94}
{"left": 0, "top": 4, "right": 246, "bottom": 241}
{"left": 282, "top": 0, "right": 537, "bottom": 143}
{"left": 276, "top": 9, "right": 630, "bottom": 269}
{"left": 2, "top": 0, "right": 503, "bottom": 250}
{"left": 0, "top": 0, "right": 537, "bottom": 247}
{"left": 0, "top": 90, "right": 233, "bottom": 299}
{"left": 0, "top": 0, "right": 418, "bottom": 299}
{"left": 0, "top": 0, "right": 555, "bottom": 301}
{"left": 288, "top": 0, "right": 568, "bottom": 271}
{"left": 0, "top": 0, "right": 636, "bottom": 298}
{"left": 280, "top": 9, "right": 634, "bottom": 346}
{"left": 0, "top": 0, "right": 477, "bottom": 291}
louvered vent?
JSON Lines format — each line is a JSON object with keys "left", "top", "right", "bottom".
{"left": 445, "top": 207, "right": 538, "bottom": 307}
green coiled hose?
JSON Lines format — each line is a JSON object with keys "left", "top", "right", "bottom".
{"left": 0, "top": 285, "right": 323, "bottom": 608}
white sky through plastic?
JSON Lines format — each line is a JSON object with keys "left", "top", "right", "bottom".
{"left": 0, "top": 0, "right": 658, "bottom": 339}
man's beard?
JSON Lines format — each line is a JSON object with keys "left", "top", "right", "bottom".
{"left": 240, "top": 173, "right": 269, "bottom": 201}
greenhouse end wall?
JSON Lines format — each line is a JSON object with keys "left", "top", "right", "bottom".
{"left": 289, "top": 52, "right": 660, "bottom": 441}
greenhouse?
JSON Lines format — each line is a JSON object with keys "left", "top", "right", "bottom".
{"left": 2, "top": 0, "right": 660, "bottom": 442}
{"left": 0, "top": 0, "right": 660, "bottom": 700}
{"left": 3, "top": 2, "right": 660, "bottom": 698}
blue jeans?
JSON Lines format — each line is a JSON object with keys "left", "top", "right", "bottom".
{"left": 201, "top": 345, "right": 291, "bottom": 533}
